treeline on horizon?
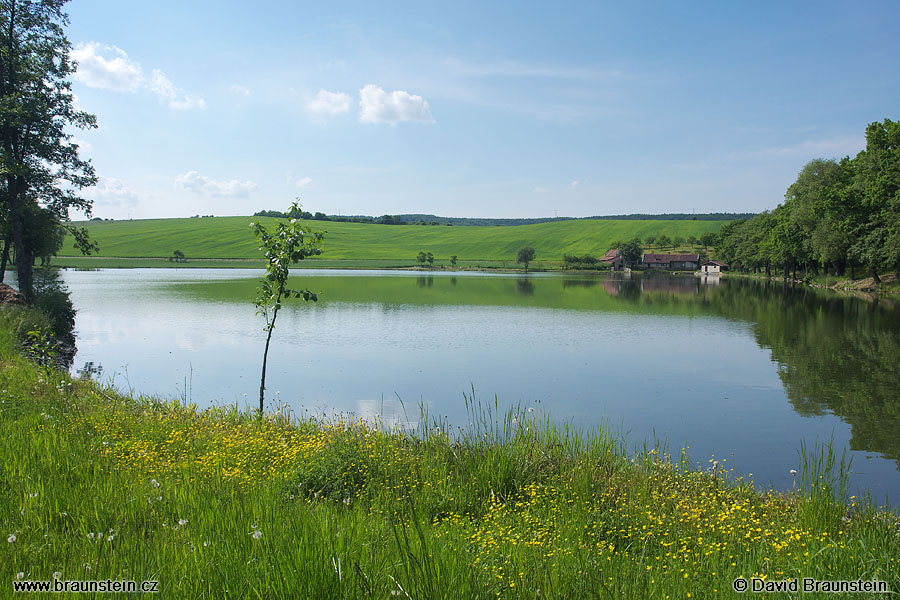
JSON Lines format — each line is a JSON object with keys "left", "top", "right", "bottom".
{"left": 251, "top": 210, "right": 755, "bottom": 227}
{"left": 714, "top": 118, "right": 899, "bottom": 283}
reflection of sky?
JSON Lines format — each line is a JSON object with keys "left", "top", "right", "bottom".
{"left": 59, "top": 269, "right": 899, "bottom": 505}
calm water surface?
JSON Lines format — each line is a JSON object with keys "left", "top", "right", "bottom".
{"left": 58, "top": 268, "right": 900, "bottom": 504}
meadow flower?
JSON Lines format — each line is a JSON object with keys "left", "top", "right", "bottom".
{"left": 178, "top": 519, "right": 188, "bottom": 526}
{"left": 52, "top": 572, "right": 61, "bottom": 580}
{"left": 7, "top": 533, "right": 15, "bottom": 543}
{"left": 150, "top": 479, "right": 160, "bottom": 488}
{"left": 16, "top": 573, "right": 24, "bottom": 580}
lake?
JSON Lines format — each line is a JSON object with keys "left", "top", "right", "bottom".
{"left": 48, "top": 268, "right": 900, "bottom": 504}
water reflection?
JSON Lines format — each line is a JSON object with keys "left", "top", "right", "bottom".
{"left": 59, "top": 269, "right": 900, "bottom": 502}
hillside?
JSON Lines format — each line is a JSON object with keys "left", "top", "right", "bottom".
{"left": 59, "top": 216, "right": 725, "bottom": 262}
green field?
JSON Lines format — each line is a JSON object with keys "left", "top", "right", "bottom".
{"left": 58, "top": 217, "right": 724, "bottom": 264}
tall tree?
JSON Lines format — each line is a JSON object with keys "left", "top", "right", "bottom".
{"left": 0, "top": 0, "right": 97, "bottom": 300}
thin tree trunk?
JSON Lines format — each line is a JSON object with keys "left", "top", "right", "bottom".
{"left": 257, "top": 294, "right": 282, "bottom": 413}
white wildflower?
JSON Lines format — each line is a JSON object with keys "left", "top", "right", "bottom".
{"left": 7, "top": 533, "right": 16, "bottom": 543}
{"left": 178, "top": 519, "right": 188, "bottom": 526}
{"left": 16, "top": 573, "right": 24, "bottom": 580}
{"left": 150, "top": 479, "right": 160, "bottom": 488}
{"left": 52, "top": 572, "right": 61, "bottom": 580}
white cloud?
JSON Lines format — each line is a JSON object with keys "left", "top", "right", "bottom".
{"left": 308, "top": 89, "right": 351, "bottom": 116}
{"left": 175, "top": 171, "right": 257, "bottom": 197}
{"left": 294, "top": 176, "right": 312, "bottom": 188}
{"left": 229, "top": 84, "right": 251, "bottom": 97}
{"left": 72, "top": 41, "right": 205, "bottom": 110}
{"left": 84, "top": 177, "right": 139, "bottom": 208}
{"left": 148, "top": 69, "right": 206, "bottom": 110}
{"left": 72, "top": 42, "right": 143, "bottom": 92}
{"left": 358, "top": 84, "right": 434, "bottom": 125}
{"left": 569, "top": 180, "right": 581, "bottom": 189}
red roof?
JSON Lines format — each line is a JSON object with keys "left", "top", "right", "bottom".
{"left": 600, "top": 248, "right": 620, "bottom": 263}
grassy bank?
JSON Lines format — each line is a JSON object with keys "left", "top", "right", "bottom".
{"left": 1, "top": 307, "right": 898, "bottom": 598}
{"left": 58, "top": 217, "right": 724, "bottom": 263}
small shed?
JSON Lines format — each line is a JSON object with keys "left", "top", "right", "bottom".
{"left": 700, "top": 260, "right": 728, "bottom": 274}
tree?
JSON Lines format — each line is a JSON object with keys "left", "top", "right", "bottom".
{"left": 450, "top": 254, "right": 458, "bottom": 267}
{"left": 0, "top": 0, "right": 98, "bottom": 300}
{"left": 516, "top": 246, "right": 535, "bottom": 271}
{"left": 416, "top": 251, "right": 427, "bottom": 264}
{"left": 426, "top": 251, "right": 434, "bottom": 266}
{"left": 644, "top": 235, "right": 657, "bottom": 247}
{"left": 673, "top": 235, "right": 685, "bottom": 249}
{"left": 617, "top": 238, "right": 642, "bottom": 268}
{"left": 699, "top": 232, "right": 717, "bottom": 252}
{"left": 656, "top": 234, "right": 672, "bottom": 250}
{"left": 170, "top": 249, "right": 186, "bottom": 263}
{"left": 251, "top": 202, "right": 323, "bottom": 413}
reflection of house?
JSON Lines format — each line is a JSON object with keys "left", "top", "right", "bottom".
{"left": 641, "top": 253, "right": 700, "bottom": 271}
{"left": 700, "top": 260, "right": 728, "bottom": 274}
{"left": 600, "top": 249, "right": 625, "bottom": 270}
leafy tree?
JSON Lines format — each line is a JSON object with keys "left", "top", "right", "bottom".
{"left": 644, "top": 235, "right": 657, "bottom": 247}
{"left": 416, "top": 251, "right": 427, "bottom": 264}
{"left": 687, "top": 234, "right": 698, "bottom": 246}
{"left": 171, "top": 249, "right": 186, "bottom": 263}
{"left": 426, "top": 251, "right": 434, "bottom": 266}
{"left": 0, "top": 0, "right": 98, "bottom": 300}
{"left": 673, "top": 235, "right": 685, "bottom": 249}
{"left": 656, "top": 234, "right": 672, "bottom": 250}
{"left": 251, "top": 202, "right": 323, "bottom": 413}
{"left": 617, "top": 238, "right": 642, "bottom": 268}
{"left": 450, "top": 254, "right": 458, "bottom": 267}
{"left": 516, "top": 246, "right": 535, "bottom": 271}
{"left": 699, "top": 232, "right": 717, "bottom": 252}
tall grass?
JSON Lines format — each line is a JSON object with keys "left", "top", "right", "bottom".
{"left": 1, "top": 310, "right": 898, "bottom": 598}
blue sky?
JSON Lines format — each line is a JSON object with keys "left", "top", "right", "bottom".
{"left": 64, "top": 1, "right": 900, "bottom": 220}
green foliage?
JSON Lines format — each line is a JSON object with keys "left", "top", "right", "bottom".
{"left": 516, "top": 246, "right": 535, "bottom": 271}
{"left": 426, "top": 252, "right": 434, "bottom": 266}
{"left": 617, "top": 238, "right": 643, "bottom": 267}
{"left": 251, "top": 202, "right": 323, "bottom": 412}
{"left": 656, "top": 234, "right": 672, "bottom": 250}
{"left": 562, "top": 253, "right": 600, "bottom": 269}
{"left": 716, "top": 118, "right": 900, "bottom": 281}
{"left": 450, "top": 255, "right": 458, "bottom": 266}
{"left": 170, "top": 250, "right": 186, "bottom": 263}
{"left": 0, "top": 1, "right": 98, "bottom": 300}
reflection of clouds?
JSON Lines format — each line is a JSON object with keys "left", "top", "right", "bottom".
{"left": 357, "top": 398, "right": 419, "bottom": 430}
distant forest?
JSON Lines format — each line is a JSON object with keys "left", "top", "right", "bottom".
{"left": 252, "top": 210, "right": 755, "bottom": 226}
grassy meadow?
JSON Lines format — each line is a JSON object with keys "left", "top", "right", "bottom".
{"left": 2, "top": 304, "right": 899, "bottom": 598}
{"left": 56, "top": 217, "right": 724, "bottom": 267}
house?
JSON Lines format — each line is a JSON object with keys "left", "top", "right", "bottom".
{"left": 599, "top": 248, "right": 625, "bottom": 270}
{"left": 641, "top": 253, "right": 701, "bottom": 271}
{"left": 700, "top": 260, "right": 728, "bottom": 274}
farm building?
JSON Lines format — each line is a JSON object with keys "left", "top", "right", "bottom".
{"left": 641, "top": 253, "right": 701, "bottom": 271}
{"left": 599, "top": 248, "right": 625, "bottom": 270}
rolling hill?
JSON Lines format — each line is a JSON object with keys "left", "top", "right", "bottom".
{"left": 59, "top": 216, "right": 725, "bottom": 263}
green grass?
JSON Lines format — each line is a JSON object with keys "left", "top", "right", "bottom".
{"left": 2, "top": 305, "right": 898, "bottom": 598}
{"left": 59, "top": 217, "right": 724, "bottom": 263}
